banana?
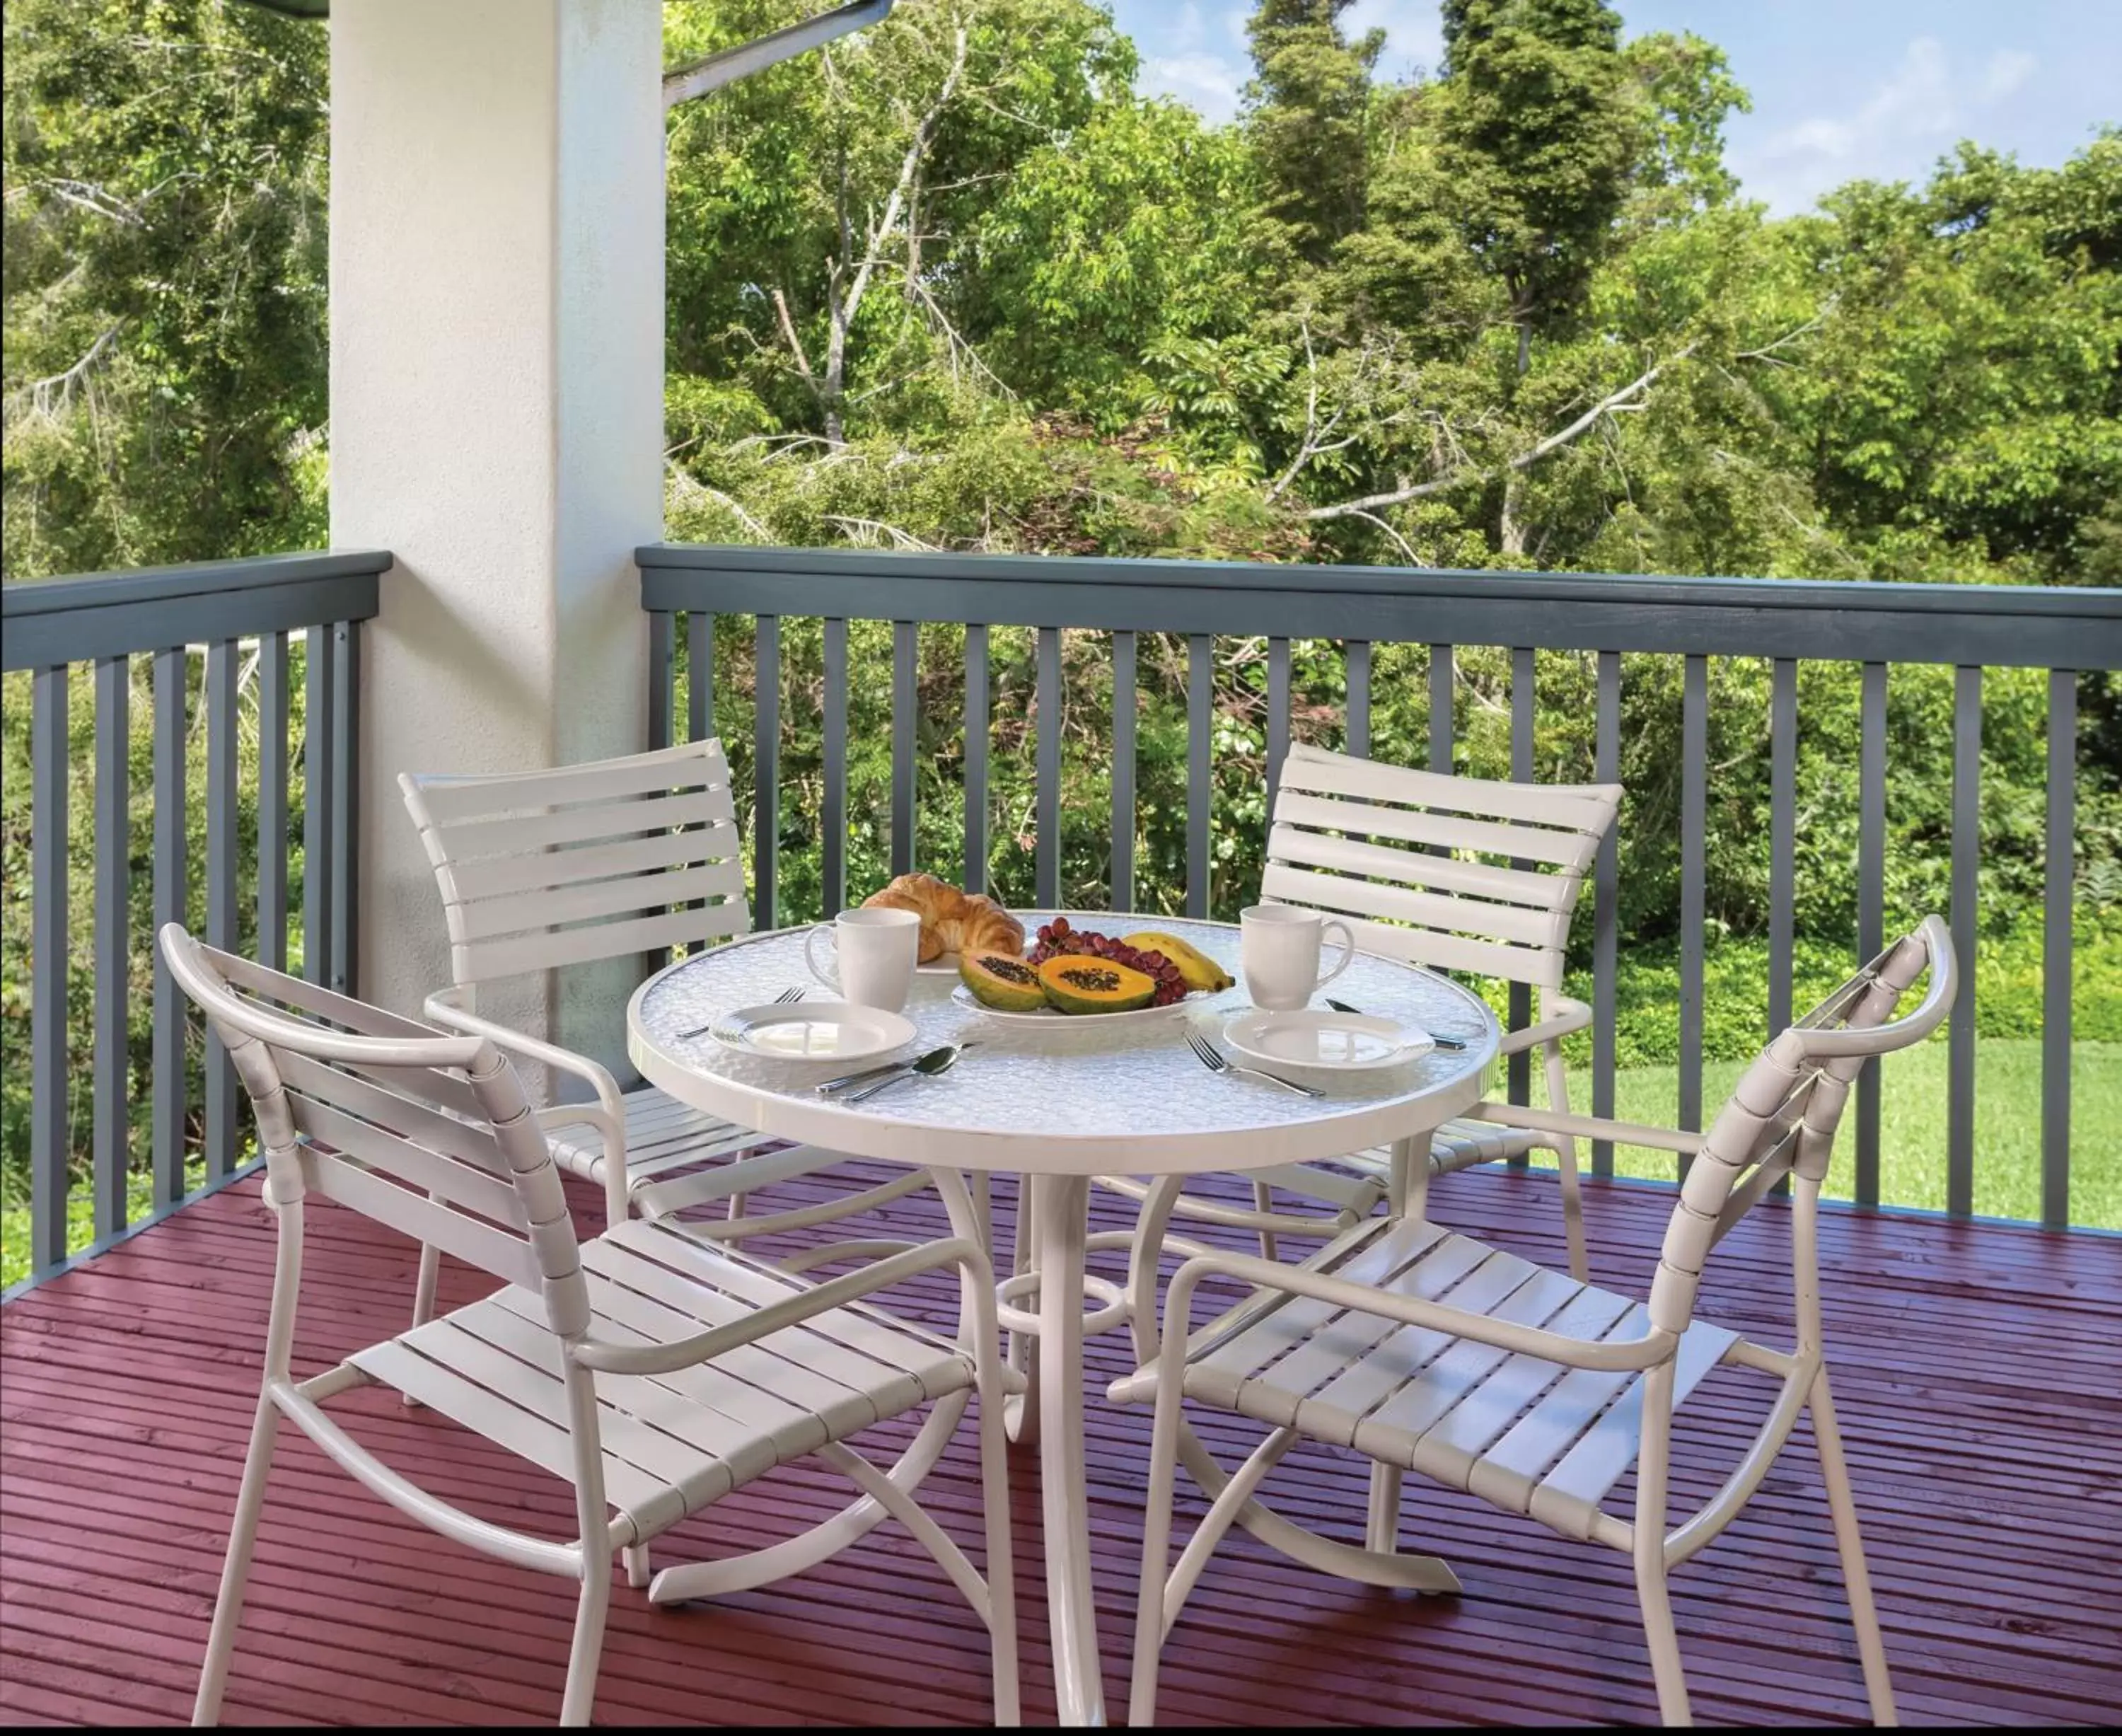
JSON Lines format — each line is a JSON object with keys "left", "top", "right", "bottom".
{"left": 1122, "top": 930, "right": 1234, "bottom": 993}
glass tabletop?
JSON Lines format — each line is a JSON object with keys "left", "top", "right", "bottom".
{"left": 630, "top": 913, "right": 1498, "bottom": 1170}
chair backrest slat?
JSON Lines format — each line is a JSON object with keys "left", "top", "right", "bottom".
{"left": 401, "top": 738, "right": 749, "bottom": 989}
{"left": 1266, "top": 742, "right": 1623, "bottom": 992}
{"left": 1647, "top": 918, "right": 1954, "bottom": 1336}
{"left": 159, "top": 927, "right": 586, "bottom": 1329}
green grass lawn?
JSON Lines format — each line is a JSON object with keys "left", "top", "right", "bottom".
{"left": 1512, "top": 1038, "right": 2120, "bottom": 1229}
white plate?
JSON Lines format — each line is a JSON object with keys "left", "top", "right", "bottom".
{"left": 704, "top": 1002, "right": 917, "bottom": 1063}
{"left": 916, "top": 950, "right": 961, "bottom": 976}
{"left": 951, "top": 983, "right": 1190, "bottom": 1026}
{"left": 1222, "top": 1009, "right": 1433, "bottom": 1071}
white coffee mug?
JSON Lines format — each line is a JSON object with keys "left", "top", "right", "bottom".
{"left": 805, "top": 907, "right": 920, "bottom": 1012}
{"left": 1241, "top": 904, "right": 1355, "bottom": 1011}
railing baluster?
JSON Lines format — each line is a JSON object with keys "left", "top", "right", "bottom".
{"left": 93, "top": 655, "right": 131, "bottom": 1240}
{"left": 1679, "top": 653, "right": 1708, "bottom": 1168}
{"left": 1855, "top": 661, "right": 1887, "bottom": 1206}
{"left": 1508, "top": 647, "right": 1535, "bottom": 1118}
{"left": 1592, "top": 651, "right": 1620, "bottom": 1178}
{"left": 30, "top": 664, "right": 69, "bottom": 1276}
{"left": 964, "top": 624, "right": 990, "bottom": 895}
{"left": 647, "top": 608, "right": 673, "bottom": 754}
{"left": 152, "top": 648, "right": 188, "bottom": 1210}
{"left": 1427, "top": 644, "right": 1453, "bottom": 773}
{"left": 304, "top": 623, "right": 334, "bottom": 987}
{"left": 688, "top": 610, "right": 713, "bottom": 744}
{"left": 1188, "top": 633, "right": 1211, "bottom": 918}
{"left": 1266, "top": 636, "right": 1290, "bottom": 818}
{"left": 330, "top": 622, "right": 359, "bottom": 993}
{"left": 1768, "top": 656, "right": 1798, "bottom": 1197}
{"left": 823, "top": 617, "right": 848, "bottom": 915}
{"left": 2043, "top": 669, "right": 2076, "bottom": 1230}
{"left": 1344, "top": 640, "right": 1370, "bottom": 758}
{"left": 755, "top": 615, "right": 781, "bottom": 929}
{"left": 1111, "top": 630, "right": 1136, "bottom": 913}
{"left": 1949, "top": 664, "right": 1981, "bottom": 1217}
{"left": 206, "top": 641, "right": 240, "bottom": 1179}
{"left": 257, "top": 632, "right": 289, "bottom": 973}
{"left": 645, "top": 610, "right": 676, "bottom": 971}
{"left": 892, "top": 620, "right": 917, "bottom": 880}
{"left": 1036, "top": 625, "right": 1062, "bottom": 910}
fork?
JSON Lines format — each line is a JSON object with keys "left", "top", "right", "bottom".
{"left": 680, "top": 984, "right": 804, "bottom": 1041}
{"left": 1184, "top": 1028, "right": 1326, "bottom": 1099}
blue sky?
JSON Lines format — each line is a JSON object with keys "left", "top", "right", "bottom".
{"left": 1108, "top": 1, "right": 2120, "bottom": 214}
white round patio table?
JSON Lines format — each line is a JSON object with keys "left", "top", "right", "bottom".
{"left": 628, "top": 914, "right": 1498, "bottom": 1727}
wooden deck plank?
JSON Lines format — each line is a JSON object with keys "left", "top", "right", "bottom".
{"left": 2, "top": 1164, "right": 2118, "bottom": 1727}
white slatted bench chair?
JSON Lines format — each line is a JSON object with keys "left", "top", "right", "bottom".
{"left": 401, "top": 740, "right": 942, "bottom": 1294}
{"left": 1100, "top": 741, "right": 1622, "bottom": 1279}
{"left": 163, "top": 927, "right": 1017, "bottom": 1728}
{"left": 1116, "top": 915, "right": 1954, "bottom": 1728}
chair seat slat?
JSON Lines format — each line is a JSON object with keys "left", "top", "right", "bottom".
{"left": 1280, "top": 740, "right": 1623, "bottom": 836}
{"left": 443, "top": 818, "right": 741, "bottom": 901}
{"left": 458, "top": 900, "right": 748, "bottom": 982}
{"left": 1260, "top": 861, "right": 1568, "bottom": 950}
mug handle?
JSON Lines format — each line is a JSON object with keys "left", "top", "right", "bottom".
{"left": 804, "top": 923, "right": 840, "bottom": 988}
{"left": 1315, "top": 918, "right": 1355, "bottom": 989}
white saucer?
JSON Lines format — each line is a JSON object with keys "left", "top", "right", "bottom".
{"left": 951, "top": 983, "right": 1190, "bottom": 1026}
{"left": 1222, "top": 1008, "right": 1433, "bottom": 1071}
{"left": 705, "top": 1002, "right": 917, "bottom": 1063}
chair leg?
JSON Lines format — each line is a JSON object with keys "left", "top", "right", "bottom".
{"left": 1543, "top": 1041, "right": 1589, "bottom": 1281}
{"left": 1128, "top": 1371, "right": 1186, "bottom": 1727}
{"left": 1812, "top": 1370, "right": 1898, "bottom": 1725}
{"left": 976, "top": 1377, "right": 1021, "bottom": 1725}
{"left": 622, "top": 1544, "right": 651, "bottom": 1589}
{"left": 1633, "top": 1549, "right": 1692, "bottom": 1727}
{"left": 402, "top": 1241, "right": 443, "bottom": 1407}
{"left": 193, "top": 1396, "right": 281, "bottom": 1725}
{"left": 1364, "top": 1464, "right": 1403, "bottom": 1554}
{"left": 558, "top": 1559, "right": 613, "bottom": 1727}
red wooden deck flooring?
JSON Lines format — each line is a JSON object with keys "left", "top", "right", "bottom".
{"left": 2, "top": 1160, "right": 2118, "bottom": 1726}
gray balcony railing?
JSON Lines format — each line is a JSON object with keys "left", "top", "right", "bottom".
{"left": 639, "top": 544, "right": 2122, "bottom": 1233}
{"left": 1, "top": 551, "right": 388, "bottom": 1295}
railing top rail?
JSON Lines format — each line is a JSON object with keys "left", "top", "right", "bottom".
{"left": 637, "top": 542, "right": 2122, "bottom": 622}
{"left": 2, "top": 549, "right": 391, "bottom": 669}
{"left": 637, "top": 543, "right": 2122, "bottom": 669}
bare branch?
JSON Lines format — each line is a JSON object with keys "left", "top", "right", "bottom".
{"left": 771, "top": 287, "right": 818, "bottom": 387}
{"left": 826, "top": 514, "right": 940, "bottom": 552}
{"left": 1308, "top": 344, "right": 1698, "bottom": 521}
{"left": 1344, "top": 509, "right": 1426, "bottom": 567}
{"left": 5, "top": 323, "right": 126, "bottom": 424}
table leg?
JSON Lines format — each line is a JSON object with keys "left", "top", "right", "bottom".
{"left": 1005, "top": 1172, "right": 1040, "bottom": 1445}
{"left": 1032, "top": 1171, "right": 1106, "bottom": 1726}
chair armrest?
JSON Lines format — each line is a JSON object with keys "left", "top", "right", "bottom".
{"left": 422, "top": 985, "right": 628, "bottom": 1127}
{"left": 570, "top": 1237, "right": 1002, "bottom": 1380}
{"left": 1495, "top": 994, "right": 1592, "bottom": 1058}
{"left": 1109, "top": 1248, "right": 1677, "bottom": 1406}
{"left": 1468, "top": 1099, "right": 1705, "bottom": 1156}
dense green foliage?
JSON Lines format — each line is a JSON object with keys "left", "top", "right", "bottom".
{"left": 2, "top": 0, "right": 2116, "bottom": 1275}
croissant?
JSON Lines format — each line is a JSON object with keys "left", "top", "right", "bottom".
{"left": 861, "top": 872, "right": 1026, "bottom": 964}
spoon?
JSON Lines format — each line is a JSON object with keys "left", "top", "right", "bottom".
{"left": 844, "top": 1043, "right": 968, "bottom": 1103}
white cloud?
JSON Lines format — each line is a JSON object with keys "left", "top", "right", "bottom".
{"left": 1142, "top": 51, "right": 1248, "bottom": 122}
{"left": 1741, "top": 35, "right": 2040, "bottom": 213}
{"left": 1345, "top": 0, "right": 1445, "bottom": 81}
{"left": 1979, "top": 48, "right": 2038, "bottom": 103}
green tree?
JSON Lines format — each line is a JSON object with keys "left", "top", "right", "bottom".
{"left": 2, "top": 0, "right": 327, "bottom": 580}
{"left": 1243, "top": 0, "right": 1383, "bottom": 268}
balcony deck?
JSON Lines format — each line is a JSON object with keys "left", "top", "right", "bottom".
{"left": 2, "top": 1159, "right": 2116, "bottom": 1727}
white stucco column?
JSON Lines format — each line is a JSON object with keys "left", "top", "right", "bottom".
{"left": 330, "top": 0, "right": 663, "bottom": 1062}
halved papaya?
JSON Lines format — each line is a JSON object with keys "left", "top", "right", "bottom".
{"left": 960, "top": 951, "right": 1048, "bottom": 1012}
{"left": 1037, "top": 955, "right": 1156, "bottom": 1014}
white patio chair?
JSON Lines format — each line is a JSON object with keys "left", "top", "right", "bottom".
{"left": 163, "top": 926, "right": 1017, "bottom": 1728}
{"left": 1099, "top": 741, "right": 1623, "bottom": 1280}
{"left": 1116, "top": 914, "right": 1952, "bottom": 1728}
{"left": 400, "top": 739, "right": 944, "bottom": 1300}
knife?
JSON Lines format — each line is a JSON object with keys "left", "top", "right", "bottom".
{"left": 816, "top": 1043, "right": 973, "bottom": 1096}
{"left": 1325, "top": 997, "right": 1468, "bottom": 1051}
